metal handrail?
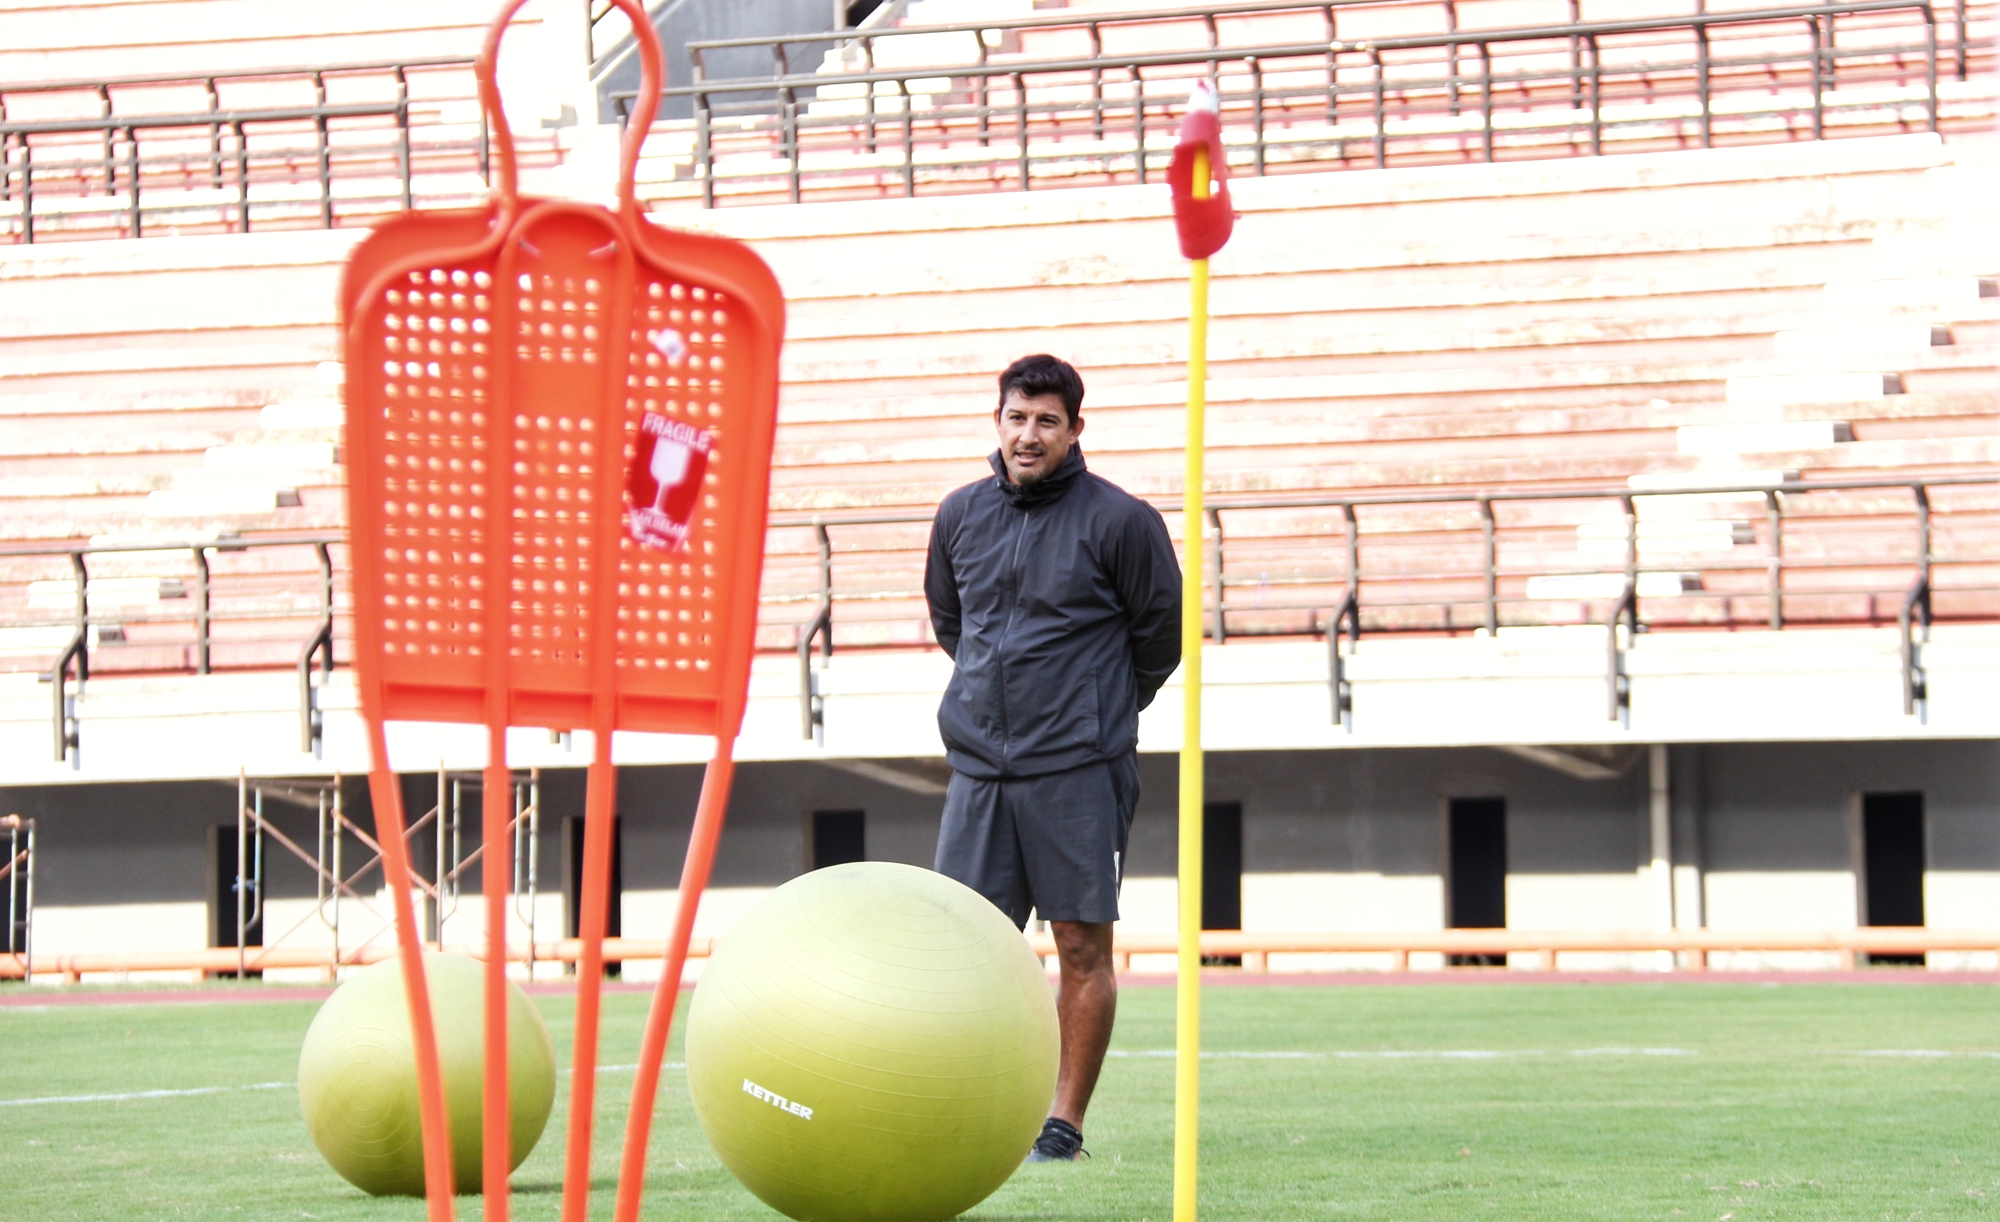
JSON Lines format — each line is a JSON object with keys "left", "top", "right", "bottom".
{"left": 764, "top": 472, "right": 2000, "bottom": 528}
{"left": 9, "top": 925, "right": 1998, "bottom": 980}
{"left": 668, "top": 0, "right": 1942, "bottom": 96}
{"left": 3, "top": 533, "right": 345, "bottom": 760}
{"left": 298, "top": 542, "right": 336, "bottom": 758}
{"left": 683, "top": 0, "right": 1982, "bottom": 84}
{"left": 796, "top": 521, "right": 834, "bottom": 742}
{"left": 687, "top": 0, "right": 1445, "bottom": 81}
{"left": 1900, "top": 485, "right": 1935, "bottom": 717}
{"left": 627, "top": 0, "right": 1961, "bottom": 206}
{"left": 0, "top": 56, "right": 477, "bottom": 97}
{"left": 0, "top": 58, "right": 486, "bottom": 244}
{"left": 4, "top": 475, "right": 1992, "bottom": 754}
{"left": 755, "top": 473, "right": 1999, "bottom": 731}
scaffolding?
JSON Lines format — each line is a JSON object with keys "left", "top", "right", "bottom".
{"left": 1, "top": 814, "right": 34, "bottom": 983}
{"left": 227, "top": 767, "right": 546, "bottom": 981}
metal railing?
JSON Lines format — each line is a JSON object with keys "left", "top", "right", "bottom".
{"left": 768, "top": 473, "right": 2000, "bottom": 732}
{"left": 10, "top": 925, "right": 1997, "bottom": 981}
{"left": 8, "top": 0, "right": 1987, "bottom": 238}
{"left": 0, "top": 534, "right": 346, "bottom": 764}
{"left": 686, "top": 0, "right": 1985, "bottom": 88}
{"left": 211, "top": 768, "right": 546, "bottom": 982}
{"left": 687, "top": 0, "right": 1464, "bottom": 79}
{"left": 0, "top": 58, "right": 491, "bottom": 243}
{"left": 634, "top": 0, "right": 1972, "bottom": 206}
{"left": 0, "top": 814, "right": 33, "bottom": 984}
{"left": 4, "top": 476, "right": 1993, "bottom": 755}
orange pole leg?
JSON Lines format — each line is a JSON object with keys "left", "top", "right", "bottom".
{"left": 612, "top": 743, "right": 737, "bottom": 1222}
{"left": 483, "top": 723, "right": 512, "bottom": 1218}
{"left": 560, "top": 740, "right": 619, "bottom": 1222}
{"left": 366, "top": 720, "right": 457, "bottom": 1220}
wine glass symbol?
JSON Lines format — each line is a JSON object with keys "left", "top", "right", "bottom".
{"left": 649, "top": 439, "right": 692, "bottom": 514}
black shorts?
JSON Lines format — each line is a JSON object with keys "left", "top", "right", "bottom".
{"left": 933, "top": 752, "right": 1141, "bottom": 928}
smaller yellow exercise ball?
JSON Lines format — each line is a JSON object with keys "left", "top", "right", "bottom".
{"left": 297, "top": 952, "right": 556, "bottom": 1196}
{"left": 687, "top": 861, "right": 1059, "bottom": 1222}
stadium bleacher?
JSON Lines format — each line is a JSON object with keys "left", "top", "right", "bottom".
{"left": 4, "top": 131, "right": 1991, "bottom": 663}
{"left": 0, "top": 0, "right": 1995, "bottom": 982}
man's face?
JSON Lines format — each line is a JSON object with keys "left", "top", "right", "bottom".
{"left": 996, "top": 390, "right": 1083, "bottom": 485}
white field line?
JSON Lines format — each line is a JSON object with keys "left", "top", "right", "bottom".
{"left": 1113, "top": 1047, "right": 2000, "bottom": 1060}
{"left": 1107, "top": 1048, "right": 1697, "bottom": 1059}
{"left": 0, "top": 1061, "right": 686, "bottom": 1108}
{"left": 10, "top": 1049, "right": 1991, "bottom": 1108}
{"left": 0, "top": 1082, "right": 291, "bottom": 1107}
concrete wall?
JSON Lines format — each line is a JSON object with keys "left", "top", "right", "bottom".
{"left": 5, "top": 738, "right": 1995, "bottom": 980}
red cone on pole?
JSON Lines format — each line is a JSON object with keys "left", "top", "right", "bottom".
{"left": 1168, "top": 80, "right": 1234, "bottom": 259}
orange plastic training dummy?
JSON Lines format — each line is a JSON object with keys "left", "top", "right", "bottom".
{"left": 339, "top": 2, "right": 783, "bottom": 1220}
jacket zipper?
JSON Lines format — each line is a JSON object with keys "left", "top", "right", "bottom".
{"left": 994, "top": 502, "right": 1030, "bottom": 772}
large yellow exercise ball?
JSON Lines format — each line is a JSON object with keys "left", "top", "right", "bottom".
{"left": 297, "top": 951, "right": 556, "bottom": 1196}
{"left": 686, "top": 861, "right": 1059, "bottom": 1222}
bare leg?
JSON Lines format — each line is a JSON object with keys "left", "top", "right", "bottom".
{"left": 1048, "top": 919, "right": 1117, "bottom": 1130}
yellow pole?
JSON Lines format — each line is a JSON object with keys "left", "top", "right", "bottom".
{"left": 1172, "top": 143, "right": 1210, "bottom": 1222}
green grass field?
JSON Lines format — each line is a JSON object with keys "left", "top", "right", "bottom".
{"left": 3, "top": 981, "right": 1996, "bottom": 1220}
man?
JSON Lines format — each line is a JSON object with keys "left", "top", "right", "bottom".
{"left": 925, "top": 353, "right": 1181, "bottom": 1163}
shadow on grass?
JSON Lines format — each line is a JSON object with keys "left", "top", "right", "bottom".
{"left": 510, "top": 1178, "right": 616, "bottom": 1195}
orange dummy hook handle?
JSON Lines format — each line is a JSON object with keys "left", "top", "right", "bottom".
{"left": 475, "top": 0, "right": 665, "bottom": 219}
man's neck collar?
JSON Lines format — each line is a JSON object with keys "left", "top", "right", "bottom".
{"left": 989, "top": 446, "right": 1087, "bottom": 505}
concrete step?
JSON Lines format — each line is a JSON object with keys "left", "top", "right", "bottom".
{"left": 1677, "top": 421, "right": 1855, "bottom": 456}
{"left": 1779, "top": 435, "right": 2000, "bottom": 474}
{"left": 1772, "top": 324, "right": 1951, "bottom": 361}
{"left": 1726, "top": 372, "right": 1901, "bottom": 410}
{"left": 1523, "top": 572, "right": 1704, "bottom": 600}
{"left": 258, "top": 399, "right": 346, "bottom": 431}
{"left": 0, "top": 473, "right": 168, "bottom": 500}
{"left": 201, "top": 442, "right": 341, "bottom": 472}
{"left": 166, "top": 468, "right": 333, "bottom": 497}
{"left": 144, "top": 486, "right": 302, "bottom": 516}
{"left": 1821, "top": 276, "right": 1998, "bottom": 308}
{"left": 1627, "top": 469, "right": 1801, "bottom": 493}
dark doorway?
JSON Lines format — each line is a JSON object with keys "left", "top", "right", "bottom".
{"left": 1201, "top": 802, "right": 1243, "bottom": 965}
{"left": 563, "top": 815, "right": 623, "bottom": 977}
{"left": 207, "top": 824, "right": 264, "bottom": 975}
{"left": 1862, "top": 791, "right": 1926, "bottom": 965}
{"left": 1447, "top": 797, "right": 1506, "bottom": 966}
{"left": 811, "top": 809, "right": 866, "bottom": 870}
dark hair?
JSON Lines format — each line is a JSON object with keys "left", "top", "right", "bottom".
{"left": 997, "top": 354, "right": 1084, "bottom": 426}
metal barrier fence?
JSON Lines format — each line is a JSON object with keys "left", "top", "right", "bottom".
{"left": 641, "top": 0, "right": 1975, "bottom": 206}
{"left": 3, "top": 1, "right": 1988, "bottom": 237}
{"left": 9, "top": 926, "right": 1997, "bottom": 982}
{"left": 0, "top": 58, "right": 491, "bottom": 243}
{"left": 684, "top": 0, "right": 1986, "bottom": 88}
{"left": 0, "top": 533, "right": 346, "bottom": 763}
{"left": 0, "top": 815, "right": 32, "bottom": 983}
{"left": 206, "top": 768, "right": 546, "bottom": 983}
{"left": 765, "top": 474, "right": 2000, "bottom": 734}
{"left": 3, "top": 474, "right": 1994, "bottom": 756}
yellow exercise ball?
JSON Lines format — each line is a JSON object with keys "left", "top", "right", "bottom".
{"left": 297, "top": 951, "right": 556, "bottom": 1196}
{"left": 686, "top": 861, "right": 1059, "bottom": 1222}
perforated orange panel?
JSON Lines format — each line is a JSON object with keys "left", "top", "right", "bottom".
{"left": 342, "top": 203, "right": 784, "bottom": 739}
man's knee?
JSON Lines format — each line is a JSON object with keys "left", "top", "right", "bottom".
{"left": 1049, "top": 920, "right": 1114, "bottom": 974}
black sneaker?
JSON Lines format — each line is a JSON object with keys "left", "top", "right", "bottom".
{"left": 1025, "top": 1117, "right": 1087, "bottom": 1162}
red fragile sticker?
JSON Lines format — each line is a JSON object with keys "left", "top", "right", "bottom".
{"left": 626, "top": 412, "right": 713, "bottom": 550}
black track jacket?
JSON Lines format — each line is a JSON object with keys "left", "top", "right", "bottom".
{"left": 924, "top": 447, "right": 1182, "bottom": 779}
